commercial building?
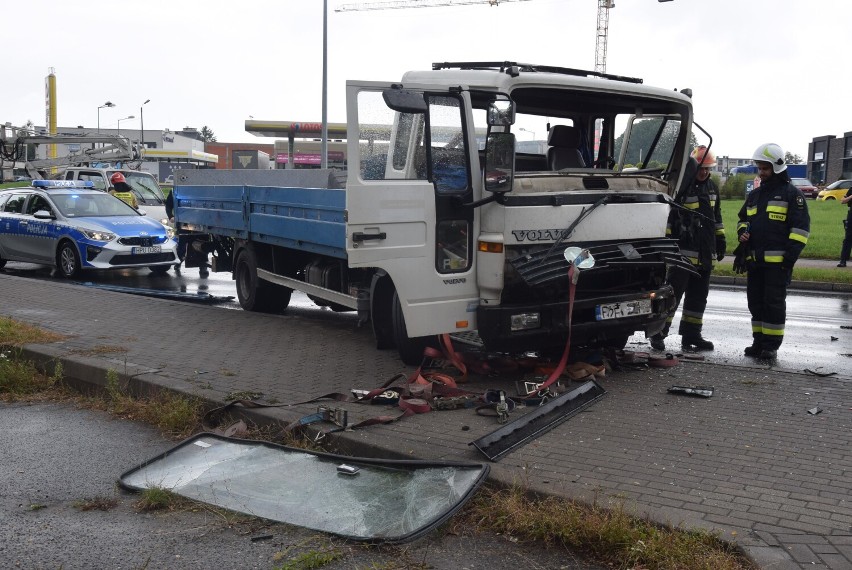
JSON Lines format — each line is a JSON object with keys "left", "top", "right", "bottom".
{"left": 808, "top": 132, "right": 852, "bottom": 184}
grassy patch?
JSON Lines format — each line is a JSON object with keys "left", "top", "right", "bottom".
{"left": 0, "top": 317, "right": 66, "bottom": 345}
{"left": 134, "top": 487, "right": 195, "bottom": 513}
{"left": 0, "top": 350, "right": 65, "bottom": 399}
{"left": 272, "top": 542, "right": 345, "bottom": 570}
{"left": 74, "top": 496, "right": 120, "bottom": 511}
{"left": 456, "top": 484, "right": 754, "bottom": 570}
{"left": 91, "top": 370, "right": 204, "bottom": 439}
{"left": 721, "top": 198, "right": 846, "bottom": 259}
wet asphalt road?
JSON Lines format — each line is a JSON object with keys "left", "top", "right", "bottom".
{"left": 3, "top": 261, "right": 852, "bottom": 374}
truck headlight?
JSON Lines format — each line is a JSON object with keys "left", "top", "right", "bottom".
{"left": 510, "top": 312, "right": 541, "bottom": 332}
{"left": 78, "top": 228, "right": 116, "bottom": 241}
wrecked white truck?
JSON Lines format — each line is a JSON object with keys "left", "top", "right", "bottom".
{"left": 174, "top": 61, "right": 696, "bottom": 364}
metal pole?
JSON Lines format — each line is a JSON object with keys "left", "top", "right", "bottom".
{"left": 140, "top": 99, "right": 150, "bottom": 150}
{"left": 321, "top": 0, "right": 328, "bottom": 169}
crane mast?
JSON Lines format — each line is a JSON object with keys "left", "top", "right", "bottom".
{"left": 595, "top": 0, "right": 613, "bottom": 74}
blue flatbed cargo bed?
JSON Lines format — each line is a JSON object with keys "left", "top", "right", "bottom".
{"left": 173, "top": 169, "right": 348, "bottom": 259}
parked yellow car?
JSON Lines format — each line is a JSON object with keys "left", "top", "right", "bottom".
{"left": 817, "top": 179, "right": 852, "bottom": 200}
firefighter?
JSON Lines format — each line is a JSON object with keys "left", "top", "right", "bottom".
{"left": 737, "top": 143, "right": 810, "bottom": 360}
{"left": 108, "top": 172, "right": 139, "bottom": 209}
{"left": 649, "top": 146, "right": 725, "bottom": 351}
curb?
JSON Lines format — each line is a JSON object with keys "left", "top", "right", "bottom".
{"left": 711, "top": 275, "right": 852, "bottom": 293}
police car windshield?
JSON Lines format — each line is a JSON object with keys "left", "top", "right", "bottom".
{"left": 51, "top": 193, "right": 141, "bottom": 218}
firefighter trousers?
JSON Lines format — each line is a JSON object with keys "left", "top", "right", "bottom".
{"left": 659, "top": 265, "right": 711, "bottom": 339}
{"left": 746, "top": 264, "right": 788, "bottom": 350}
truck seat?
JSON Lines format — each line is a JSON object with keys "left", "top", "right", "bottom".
{"left": 547, "top": 125, "right": 586, "bottom": 170}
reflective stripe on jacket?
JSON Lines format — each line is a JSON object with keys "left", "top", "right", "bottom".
{"left": 737, "top": 175, "right": 810, "bottom": 265}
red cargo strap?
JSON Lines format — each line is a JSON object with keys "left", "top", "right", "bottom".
{"left": 537, "top": 264, "right": 576, "bottom": 393}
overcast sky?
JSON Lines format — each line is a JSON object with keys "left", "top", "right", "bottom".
{"left": 5, "top": 0, "right": 848, "bottom": 159}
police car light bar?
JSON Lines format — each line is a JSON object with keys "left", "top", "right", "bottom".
{"left": 32, "top": 180, "right": 95, "bottom": 189}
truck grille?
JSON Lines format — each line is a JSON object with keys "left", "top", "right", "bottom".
{"left": 508, "top": 238, "right": 690, "bottom": 287}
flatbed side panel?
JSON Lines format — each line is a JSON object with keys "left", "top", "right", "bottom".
{"left": 175, "top": 184, "right": 247, "bottom": 239}
{"left": 247, "top": 186, "right": 347, "bottom": 259}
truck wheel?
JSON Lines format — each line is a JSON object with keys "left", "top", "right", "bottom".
{"left": 235, "top": 248, "right": 291, "bottom": 313}
{"left": 56, "top": 241, "right": 81, "bottom": 278}
{"left": 391, "top": 291, "right": 431, "bottom": 366}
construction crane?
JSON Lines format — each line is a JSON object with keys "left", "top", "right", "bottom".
{"left": 336, "top": 0, "right": 530, "bottom": 12}
{"left": 594, "top": 0, "right": 613, "bottom": 74}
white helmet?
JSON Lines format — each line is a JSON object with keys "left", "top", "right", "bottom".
{"left": 752, "top": 143, "right": 786, "bottom": 174}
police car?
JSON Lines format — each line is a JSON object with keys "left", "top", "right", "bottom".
{"left": 0, "top": 180, "right": 178, "bottom": 277}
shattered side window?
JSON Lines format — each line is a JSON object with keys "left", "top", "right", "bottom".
{"left": 613, "top": 115, "right": 682, "bottom": 171}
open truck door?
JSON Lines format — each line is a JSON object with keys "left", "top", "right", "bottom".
{"left": 345, "top": 81, "right": 481, "bottom": 362}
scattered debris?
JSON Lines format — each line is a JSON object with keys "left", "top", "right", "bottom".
{"left": 808, "top": 407, "right": 823, "bottom": 415}
{"left": 667, "top": 386, "right": 714, "bottom": 398}
{"left": 831, "top": 336, "right": 839, "bottom": 341}
{"left": 804, "top": 369, "right": 837, "bottom": 377}
{"left": 649, "top": 353, "right": 679, "bottom": 368}
{"left": 470, "top": 380, "right": 606, "bottom": 461}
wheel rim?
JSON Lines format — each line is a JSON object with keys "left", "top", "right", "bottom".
{"left": 236, "top": 260, "right": 251, "bottom": 300}
{"left": 60, "top": 246, "right": 77, "bottom": 275}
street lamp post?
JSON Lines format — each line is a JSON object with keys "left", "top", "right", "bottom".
{"left": 140, "top": 99, "right": 150, "bottom": 151}
{"left": 97, "top": 101, "right": 115, "bottom": 133}
{"left": 518, "top": 127, "right": 536, "bottom": 140}
{"left": 117, "top": 115, "right": 135, "bottom": 138}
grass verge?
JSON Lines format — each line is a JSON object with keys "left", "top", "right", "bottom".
{"left": 457, "top": 484, "right": 752, "bottom": 570}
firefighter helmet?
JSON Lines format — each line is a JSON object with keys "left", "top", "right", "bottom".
{"left": 110, "top": 172, "right": 126, "bottom": 185}
{"left": 691, "top": 146, "right": 716, "bottom": 168}
{"left": 752, "top": 143, "right": 786, "bottom": 174}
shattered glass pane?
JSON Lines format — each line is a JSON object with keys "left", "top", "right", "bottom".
{"left": 120, "top": 434, "right": 488, "bottom": 543}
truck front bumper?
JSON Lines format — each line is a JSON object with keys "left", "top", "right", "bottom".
{"left": 475, "top": 285, "right": 675, "bottom": 352}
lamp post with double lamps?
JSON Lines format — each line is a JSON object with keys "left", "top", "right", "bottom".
{"left": 97, "top": 101, "right": 115, "bottom": 133}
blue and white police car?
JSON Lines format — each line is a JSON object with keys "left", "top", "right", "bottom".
{"left": 0, "top": 180, "right": 178, "bottom": 277}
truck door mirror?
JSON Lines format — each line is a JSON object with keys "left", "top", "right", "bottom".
{"left": 487, "top": 99, "right": 515, "bottom": 126}
{"left": 484, "top": 132, "right": 515, "bottom": 194}
{"left": 382, "top": 88, "right": 427, "bottom": 114}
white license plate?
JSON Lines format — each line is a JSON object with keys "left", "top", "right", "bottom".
{"left": 132, "top": 246, "right": 161, "bottom": 254}
{"left": 595, "top": 299, "right": 652, "bottom": 321}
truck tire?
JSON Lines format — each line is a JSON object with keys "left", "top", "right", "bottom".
{"left": 391, "top": 290, "right": 431, "bottom": 366}
{"left": 235, "top": 247, "right": 291, "bottom": 313}
{"left": 56, "top": 241, "right": 81, "bottom": 278}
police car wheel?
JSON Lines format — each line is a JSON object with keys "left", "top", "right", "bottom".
{"left": 57, "top": 242, "right": 81, "bottom": 279}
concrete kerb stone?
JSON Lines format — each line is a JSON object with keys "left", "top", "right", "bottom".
{"left": 711, "top": 275, "right": 852, "bottom": 293}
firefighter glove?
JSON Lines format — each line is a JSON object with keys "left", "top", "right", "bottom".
{"left": 716, "top": 236, "right": 726, "bottom": 262}
{"left": 732, "top": 244, "right": 747, "bottom": 274}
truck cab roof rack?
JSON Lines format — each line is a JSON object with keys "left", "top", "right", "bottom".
{"left": 431, "top": 61, "right": 643, "bottom": 84}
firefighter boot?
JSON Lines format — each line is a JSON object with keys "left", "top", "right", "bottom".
{"left": 758, "top": 348, "right": 778, "bottom": 360}
{"left": 744, "top": 342, "right": 762, "bottom": 357}
{"left": 682, "top": 335, "right": 714, "bottom": 351}
{"left": 649, "top": 334, "right": 666, "bottom": 351}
